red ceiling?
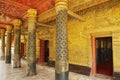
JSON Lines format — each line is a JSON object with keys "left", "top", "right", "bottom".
{"left": 0, "top": 0, "right": 55, "bottom": 28}
{"left": 11, "top": 0, "right": 55, "bottom": 14}
{"left": 0, "top": 0, "right": 55, "bottom": 17}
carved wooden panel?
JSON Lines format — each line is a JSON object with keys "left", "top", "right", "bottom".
{"left": 0, "top": 0, "right": 55, "bottom": 19}
{"left": 0, "top": 1, "right": 28, "bottom": 18}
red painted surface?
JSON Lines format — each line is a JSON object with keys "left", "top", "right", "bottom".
{"left": 0, "top": 19, "right": 13, "bottom": 29}
{"left": 97, "top": 60, "right": 113, "bottom": 76}
{"left": 0, "top": 1, "right": 28, "bottom": 18}
{"left": 96, "top": 37, "right": 113, "bottom": 76}
{"left": 90, "top": 35, "right": 96, "bottom": 76}
{"left": 0, "top": 19, "right": 13, "bottom": 25}
{"left": 0, "top": 0, "right": 55, "bottom": 17}
{"left": 39, "top": 39, "right": 45, "bottom": 63}
{"left": 20, "top": 43, "right": 24, "bottom": 58}
{"left": 0, "top": 24, "right": 6, "bottom": 29}
{"left": 90, "top": 36, "right": 113, "bottom": 76}
{"left": 11, "top": 36, "right": 14, "bottom": 46}
{"left": 0, "top": 0, "right": 55, "bottom": 27}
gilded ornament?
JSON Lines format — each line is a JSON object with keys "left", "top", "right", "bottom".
{"left": 27, "top": 9, "right": 37, "bottom": 22}
{"left": 1, "top": 29, "right": 5, "bottom": 36}
{"left": 13, "top": 19, "right": 22, "bottom": 29}
{"left": 6, "top": 25, "right": 12, "bottom": 33}
{"left": 55, "top": 0, "right": 68, "bottom": 10}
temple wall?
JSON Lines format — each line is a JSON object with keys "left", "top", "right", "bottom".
{"left": 83, "top": 1, "right": 120, "bottom": 71}
{"left": 36, "top": 27, "right": 55, "bottom": 61}
{"left": 21, "top": 0, "right": 120, "bottom": 73}
{"left": 48, "top": 1, "right": 120, "bottom": 71}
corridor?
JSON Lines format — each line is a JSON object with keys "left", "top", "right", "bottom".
{"left": 0, "top": 60, "right": 90, "bottom": 80}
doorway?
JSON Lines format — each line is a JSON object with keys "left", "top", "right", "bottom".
{"left": 96, "top": 37, "right": 113, "bottom": 76}
{"left": 39, "top": 39, "right": 49, "bottom": 63}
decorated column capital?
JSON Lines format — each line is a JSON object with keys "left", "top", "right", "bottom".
{"left": 27, "top": 9, "right": 37, "bottom": 22}
{"left": 13, "top": 19, "right": 22, "bottom": 30}
{"left": 6, "top": 25, "right": 12, "bottom": 33}
{"left": 55, "top": 0, "right": 68, "bottom": 10}
{"left": 1, "top": 29, "right": 6, "bottom": 36}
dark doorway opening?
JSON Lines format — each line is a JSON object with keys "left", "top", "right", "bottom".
{"left": 39, "top": 40, "right": 49, "bottom": 63}
{"left": 96, "top": 37, "right": 113, "bottom": 76}
{"left": 44, "top": 40, "right": 49, "bottom": 62}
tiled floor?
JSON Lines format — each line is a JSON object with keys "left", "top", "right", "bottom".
{"left": 0, "top": 60, "right": 112, "bottom": 80}
{"left": 0, "top": 60, "right": 89, "bottom": 80}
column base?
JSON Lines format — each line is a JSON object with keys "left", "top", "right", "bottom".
{"left": 5, "top": 55, "right": 11, "bottom": 63}
{"left": 13, "top": 66, "right": 21, "bottom": 68}
{"left": 55, "top": 71, "right": 69, "bottom": 80}
{"left": 13, "top": 60, "right": 21, "bottom": 68}
{"left": 27, "top": 61, "right": 36, "bottom": 76}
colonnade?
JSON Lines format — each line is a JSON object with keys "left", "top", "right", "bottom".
{"left": 0, "top": 0, "right": 69, "bottom": 80}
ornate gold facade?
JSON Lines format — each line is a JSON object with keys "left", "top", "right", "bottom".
{"left": 0, "top": 0, "right": 120, "bottom": 79}
{"left": 36, "top": 0, "right": 120, "bottom": 73}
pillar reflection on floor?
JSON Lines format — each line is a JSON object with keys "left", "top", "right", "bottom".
{"left": 0, "top": 60, "right": 91, "bottom": 80}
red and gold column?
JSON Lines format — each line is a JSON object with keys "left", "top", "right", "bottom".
{"left": 13, "top": 19, "right": 22, "bottom": 68}
{"left": 5, "top": 25, "right": 12, "bottom": 63}
{"left": 0, "top": 29, "right": 6, "bottom": 60}
{"left": 55, "top": 0, "right": 69, "bottom": 80}
{"left": 27, "top": 9, "right": 37, "bottom": 76}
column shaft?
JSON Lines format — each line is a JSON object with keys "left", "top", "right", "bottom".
{"left": 1, "top": 29, "right": 5, "bottom": 60}
{"left": 12, "top": 19, "right": 21, "bottom": 68}
{"left": 55, "top": 0, "right": 69, "bottom": 80}
{"left": 5, "top": 25, "right": 12, "bottom": 63}
{"left": 13, "top": 29, "right": 21, "bottom": 67}
{"left": 27, "top": 9, "right": 37, "bottom": 76}
{"left": 5, "top": 31, "right": 12, "bottom": 63}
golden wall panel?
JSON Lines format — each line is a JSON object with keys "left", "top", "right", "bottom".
{"left": 62, "top": 1, "right": 120, "bottom": 69}
{"left": 22, "top": 1, "right": 120, "bottom": 71}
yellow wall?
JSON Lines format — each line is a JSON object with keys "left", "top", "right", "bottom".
{"left": 23, "top": 0, "right": 120, "bottom": 72}
{"left": 68, "top": 19, "right": 90, "bottom": 66}
{"left": 66, "top": 1, "right": 120, "bottom": 71}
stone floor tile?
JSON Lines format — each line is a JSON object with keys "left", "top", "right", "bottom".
{"left": 0, "top": 60, "right": 113, "bottom": 80}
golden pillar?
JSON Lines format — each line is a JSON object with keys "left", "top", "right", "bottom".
{"left": 0, "top": 29, "right": 6, "bottom": 60}
{"left": 13, "top": 19, "right": 22, "bottom": 68}
{"left": 27, "top": 9, "right": 37, "bottom": 76}
{"left": 5, "top": 25, "right": 12, "bottom": 63}
{"left": 55, "top": 0, "right": 69, "bottom": 80}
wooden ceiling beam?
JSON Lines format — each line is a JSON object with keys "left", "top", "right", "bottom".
{"left": 1, "top": 0, "right": 29, "bottom": 9}
{"left": 67, "top": 10, "right": 85, "bottom": 21}
{"left": 38, "top": 8, "right": 56, "bottom": 23}
{"left": 37, "top": 22, "right": 52, "bottom": 27}
{"left": 72, "top": 0, "right": 109, "bottom": 12}
{"left": 38, "top": 0, "right": 109, "bottom": 23}
{"left": 0, "top": 24, "right": 7, "bottom": 29}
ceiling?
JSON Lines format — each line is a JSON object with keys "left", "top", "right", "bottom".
{"left": 0, "top": 0, "right": 110, "bottom": 29}
{"left": 0, "top": 0, "right": 55, "bottom": 26}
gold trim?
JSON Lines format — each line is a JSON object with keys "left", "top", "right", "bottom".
{"left": 13, "top": 19, "right": 22, "bottom": 29}
{"left": 55, "top": 0, "right": 68, "bottom": 10}
{"left": 27, "top": 9, "right": 37, "bottom": 22}
{"left": 91, "top": 31, "right": 112, "bottom": 38}
{"left": 1, "top": 29, "right": 6, "bottom": 36}
{"left": 6, "top": 25, "right": 12, "bottom": 33}
{"left": 38, "top": 0, "right": 109, "bottom": 23}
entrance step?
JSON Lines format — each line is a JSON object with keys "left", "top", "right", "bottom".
{"left": 91, "top": 74, "right": 113, "bottom": 80}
